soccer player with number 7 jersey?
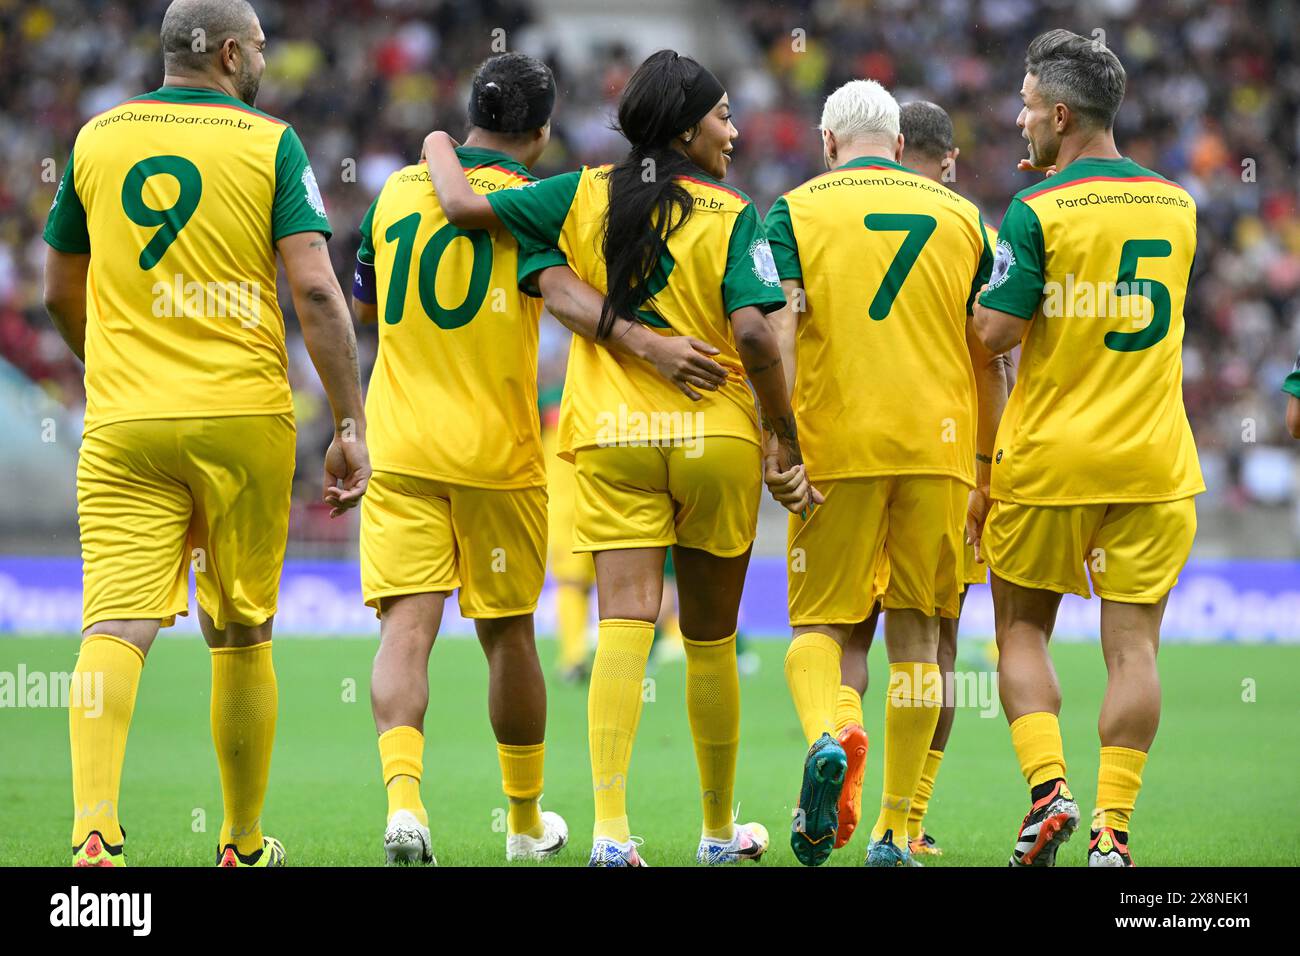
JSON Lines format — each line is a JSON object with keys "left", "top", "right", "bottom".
{"left": 973, "top": 30, "right": 1205, "bottom": 868}
{"left": 764, "top": 79, "right": 1002, "bottom": 867}
{"left": 42, "top": 0, "right": 371, "bottom": 867}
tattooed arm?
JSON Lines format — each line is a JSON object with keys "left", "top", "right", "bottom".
{"left": 278, "top": 231, "right": 371, "bottom": 515}
{"left": 731, "top": 304, "right": 819, "bottom": 514}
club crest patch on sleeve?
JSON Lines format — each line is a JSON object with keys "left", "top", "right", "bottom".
{"left": 302, "top": 165, "right": 327, "bottom": 219}
{"left": 988, "top": 237, "right": 1016, "bottom": 290}
{"left": 750, "top": 238, "right": 780, "bottom": 287}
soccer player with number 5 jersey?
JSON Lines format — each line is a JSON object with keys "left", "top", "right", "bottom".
{"left": 973, "top": 30, "right": 1204, "bottom": 867}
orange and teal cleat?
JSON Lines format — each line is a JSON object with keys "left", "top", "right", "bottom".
{"left": 791, "top": 733, "right": 847, "bottom": 866}
{"left": 833, "top": 724, "right": 868, "bottom": 849}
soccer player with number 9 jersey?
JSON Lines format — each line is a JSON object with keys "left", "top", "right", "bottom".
{"left": 42, "top": 0, "right": 370, "bottom": 868}
{"left": 974, "top": 29, "right": 1205, "bottom": 868}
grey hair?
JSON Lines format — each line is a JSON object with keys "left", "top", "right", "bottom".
{"left": 161, "top": 0, "right": 258, "bottom": 73}
{"left": 899, "top": 101, "right": 954, "bottom": 160}
{"left": 1025, "top": 28, "right": 1126, "bottom": 129}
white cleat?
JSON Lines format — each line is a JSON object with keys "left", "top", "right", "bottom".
{"left": 506, "top": 810, "right": 569, "bottom": 862}
{"left": 384, "top": 809, "right": 435, "bottom": 866}
{"left": 697, "top": 821, "right": 770, "bottom": 865}
{"left": 588, "top": 836, "right": 649, "bottom": 867}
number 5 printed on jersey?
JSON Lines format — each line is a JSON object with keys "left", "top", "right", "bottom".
{"left": 1104, "top": 238, "right": 1172, "bottom": 353}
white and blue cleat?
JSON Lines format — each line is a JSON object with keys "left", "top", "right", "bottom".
{"left": 588, "top": 836, "right": 649, "bottom": 867}
{"left": 696, "top": 821, "right": 770, "bottom": 865}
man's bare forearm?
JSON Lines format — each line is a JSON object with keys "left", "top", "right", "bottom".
{"left": 967, "top": 318, "right": 1008, "bottom": 487}
{"left": 297, "top": 285, "right": 366, "bottom": 434}
{"left": 776, "top": 281, "right": 802, "bottom": 399}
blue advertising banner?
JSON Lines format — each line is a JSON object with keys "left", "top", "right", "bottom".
{"left": 0, "top": 556, "right": 1296, "bottom": 642}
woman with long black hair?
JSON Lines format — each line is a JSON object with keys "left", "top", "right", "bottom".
{"left": 422, "top": 50, "right": 815, "bottom": 866}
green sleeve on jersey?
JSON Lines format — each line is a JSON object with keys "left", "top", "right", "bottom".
{"left": 724, "top": 203, "right": 786, "bottom": 315}
{"left": 357, "top": 197, "right": 378, "bottom": 264}
{"left": 1284, "top": 353, "right": 1300, "bottom": 400}
{"left": 764, "top": 195, "right": 801, "bottom": 280}
{"left": 977, "top": 199, "right": 1044, "bottom": 320}
{"left": 487, "top": 170, "right": 580, "bottom": 252}
{"left": 965, "top": 215, "right": 994, "bottom": 314}
{"left": 43, "top": 149, "right": 91, "bottom": 254}
{"left": 272, "top": 126, "right": 332, "bottom": 242}
{"left": 516, "top": 243, "right": 570, "bottom": 298}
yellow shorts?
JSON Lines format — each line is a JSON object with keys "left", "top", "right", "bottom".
{"left": 78, "top": 414, "right": 295, "bottom": 632}
{"left": 572, "top": 438, "right": 761, "bottom": 557}
{"left": 983, "top": 497, "right": 1197, "bottom": 603}
{"left": 360, "top": 470, "right": 547, "bottom": 618}
{"left": 543, "top": 426, "right": 595, "bottom": 586}
{"left": 788, "top": 475, "right": 967, "bottom": 624}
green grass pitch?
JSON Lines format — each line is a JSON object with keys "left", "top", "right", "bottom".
{"left": 2, "top": 635, "right": 1296, "bottom": 866}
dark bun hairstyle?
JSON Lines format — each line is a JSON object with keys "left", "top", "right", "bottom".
{"left": 468, "top": 52, "right": 556, "bottom": 134}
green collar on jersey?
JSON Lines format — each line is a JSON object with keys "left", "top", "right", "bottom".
{"left": 837, "top": 155, "right": 920, "bottom": 176}
{"left": 134, "top": 85, "right": 282, "bottom": 121}
{"left": 1017, "top": 155, "right": 1168, "bottom": 197}
{"left": 455, "top": 145, "right": 530, "bottom": 178}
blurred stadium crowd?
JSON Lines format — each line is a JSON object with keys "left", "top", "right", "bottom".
{"left": 1, "top": 0, "right": 1297, "bottom": 544}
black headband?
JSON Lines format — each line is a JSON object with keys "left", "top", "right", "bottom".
{"left": 468, "top": 72, "right": 556, "bottom": 133}
{"left": 674, "top": 64, "right": 725, "bottom": 135}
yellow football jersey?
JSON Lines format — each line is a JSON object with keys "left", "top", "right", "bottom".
{"left": 978, "top": 156, "right": 1204, "bottom": 504}
{"left": 43, "top": 86, "right": 331, "bottom": 433}
{"left": 765, "top": 157, "right": 992, "bottom": 484}
{"left": 357, "top": 149, "right": 565, "bottom": 487}
{"left": 485, "top": 166, "right": 787, "bottom": 460}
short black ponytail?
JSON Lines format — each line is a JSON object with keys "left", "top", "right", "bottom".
{"left": 468, "top": 53, "right": 556, "bottom": 134}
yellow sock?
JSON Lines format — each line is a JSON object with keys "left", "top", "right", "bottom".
{"left": 211, "top": 642, "right": 278, "bottom": 855}
{"left": 683, "top": 634, "right": 740, "bottom": 841}
{"left": 588, "top": 618, "right": 654, "bottom": 842}
{"left": 834, "top": 684, "right": 863, "bottom": 736}
{"left": 378, "top": 726, "right": 427, "bottom": 827}
{"left": 69, "top": 634, "right": 144, "bottom": 846}
{"left": 556, "top": 583, "right": 590, "bottom": 670}
{"left": 784, "top": 631, "right": 842, "bottom": 745}
{"left": 907, "top": 748, "right": 944, "bottom": 841}
{"left": 498, "top": 742, "right": 545, "bottom": 837}
{"left": 871, "top": 662, "right": 941, "bottom": 847}
{"left": 1009, "top": 711, "right": 1067, "bottom": 788}
{"left": 1094, "top": 746, "right": 1147, "bottom": 833}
